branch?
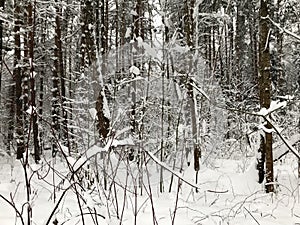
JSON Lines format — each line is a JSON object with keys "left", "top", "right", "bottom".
{"left": 144, "top": 148, "right": 229, "bottom": 193}
{"left": 207, "top": 189, "right": 229, "bottom": 194}
{"left": 243, "top": 207, "right": 261, "bottom": 225}
{"left": 144, "top": 149, "right": 200, "bottom": 189}
{"left": 0, "top": 193, "right": 25, "bottom": 225}
{"left": 192, "top": 81, "right": 300, "bottom": 161}
{"left": 44, "top": 185, "right": 72, "bottom": 225}
{"left": 262, "top": 115, "right": 300, "bottom": 160}
{"left": 263, "top": 16, "right": 300, "bottom": 41}
{"left": 274, "top": 150, "right": 289, "bottom": 162}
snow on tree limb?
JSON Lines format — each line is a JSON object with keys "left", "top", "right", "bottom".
{"left": 256, "top": 100, "right": 287, "bottom": 116}
{"left": 144, "top": 149, "right": 201, "bottom": 189}
{"left": 189, "top": 78, "right": 210, "bottom": 101}
{"left": 263, "top": 16, "right": 300, "bottom": 41}
{"left": 273, "top": 134, "right": 300, "bottom": 161}
{"left": 262, "top": 115, "right": 300, "bottom": 160}
{"left": 145, "top": 149, "right": 229, "bottom": 193}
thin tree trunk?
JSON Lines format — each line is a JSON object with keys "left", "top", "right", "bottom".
{"left": 39, "top": 20, "right": 46, "bottom": 155}
{"left": 7, "top": 81, "right": 15, "bottom": 155}
{"left": 28, "top": 1, "right": 40, "bottom": 162}
{"left": 0, "top": 0, "right": 5, "bottom": 92}
{"left": 184, "top": 0, "right": 200, "bottom": 173}
{"left": 0, "top": 0, "right": 5, "bottom": 146}
{"left": 14, "top": 2, "right": 24, "bottom": 159}
{"left": 97, "top": 0, "right": 110, "bottom": 191}
{"left": 55, "top": 0, "right": 69, "bottom": 151}
{"left": 96, "top": 0, "right": 110, "bottom": 141}
{"left": 258, "top": 0, "right": 274, "bottom": 193}
{"left": 52, "top": 1, "right": 61, "bottom": 156}
{"left": 23, "top": 8, "right": 29, "bottom": 133}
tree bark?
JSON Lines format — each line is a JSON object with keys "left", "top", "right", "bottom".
{"left": 0, "top": 0, "right": 5, "bottom": 92}
{"left": 258, "top": 0, "right": 274, "bottom": 193}
{"left": 184, "top": 0, "right": 200, "bottom": 172}
{"left": 14, "top": 1, "right": 24, "bottom": 159}
{"left": 55, "top": 0, "right": 69, "bottom": 151}
{"left": 28, "top": 1, "right": 40, "bottom": 162}
{"left": 52, "top": 0, "right": 62, "bottom": 156}
{"left": 96, "top": 0, "right": 110, "bottom": 141}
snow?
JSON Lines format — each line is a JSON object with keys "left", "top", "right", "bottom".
{"left": 130, "top": 10, "right": 138, "bottom": 16}
{"left": 129, "top": 65, "right": 140, "bottom": 75}
{"left": 1, "top": 148, "right": 300, "bottom": 225}
{"left": 88, "top": 108, "right": 97, "bottom": 120}
{"left": 273, "top": 134, "right": 300, "bottom": 160}
{"left": 257, "top": 107, "right": 269, "bottom": 116}
{"left": 102, "top": 90, "right": 111, "bottom": 119}
{"left": 26, "top": 105, "right": 36, "bottom": 115}
{"left": 277, "top": 95, "right": 294, "bottom": 101}
{"left": 258, "top": 122, "right": 275, "bottom": 133}
{"left": 125, "top": 27, "right": 131, "bottom": 38}
{"left": 143, "top": 42, "right": 157, "bottom": 58}
{"left": 136, "top": 36, "right": 143, "bottom": 46}
{"left": 30, "top": 71, "right": 37, "bottom": 79}
{"left": 269, "top": 100, "right": 287, "bottom": 112}
{"left": 257, "top": 100, "right": 287, "bottom": 116}
{"left": 136, "top": 36, "right": 158, "bottom": 58}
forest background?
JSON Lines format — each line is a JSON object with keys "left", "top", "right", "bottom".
{"left": 0, "top": 0, "right": 300, "bottom": 224}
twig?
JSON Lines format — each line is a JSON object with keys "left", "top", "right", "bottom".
{"left": 207, "top": 189, "right": 229, "bottom": 194}
{"left": 145, "top": 148, "right": 230, "bottom": 193}
{"left": 144, "top": 148, "right": 200, "bottom": 189}
{"left": 243, "top": 207, "right": 261, "bottom": 225}
{"left": 263, "top": 15, "right": 300, "bottom": 41}
{"left": 0, "top": 193, "right": 25, "bottom": 225}
{"left": 45, "top": 185, "right": 72, "bottom": 225}
{"left": 263, "top": 115, "right": 300, "bottom": 160}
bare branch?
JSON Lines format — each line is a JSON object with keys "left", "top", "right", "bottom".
{"left": 263, "top": 16, "right": 300, "bottom": 41}
{"left": 0, "top": 193, "right": 25, "bottom": 225}
{"left": 262, "top": 115, "right": 300, "bottom": 160}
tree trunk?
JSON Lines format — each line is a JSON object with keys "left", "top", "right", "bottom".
{"left": 184, "top": 0, "right": 200, "bottom": 172}
{"left": 96, "top": 0, "right": 110, "bottom": 141}
{"left": 258, "top": 0, "right": 274, "bottom": 193}
{"left": 273, "top": 0, "right": 285, "bottom": 96}
{"left": 52, "top": 1, "right": 61, "bottom": 156}
{"left": 0, "top": 0, "right": 5, "bottom": 92}
{"left": 38, "top": 20, "right": 47, "bottom": 155}
{"left": 55, "top": 0, "right": 69, "bottom": 151}
{"left": 28, "top": 1, "right": 40, "bottom": 162}
{"left": 14, "top": 1, "right": 24, "bottom": 159}
{"left": 7, "top": 81, "right": 15, "bottom": 155}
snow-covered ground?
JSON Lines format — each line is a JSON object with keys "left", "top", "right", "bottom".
{"left": 1, "top": 151, "right": 300, "bottom": 225}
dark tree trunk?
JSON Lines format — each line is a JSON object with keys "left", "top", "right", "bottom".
{"left": 55, "top": 1, "right": 69, "bottom": 151}
{"left": 14, "top": 2, "right": 24, "bottom": 159}
{"left": 7, "top": 81, "right": 15, "bottom": 155}
{"left": 38, "top": 20, "right": 47, "bottom": 155}
{"left": 52, "top": 0, "right": 62, "bottom": 156}
{"left": 96, "top": 92, "right": 110, "bottom": 139}
{"left": 184, "top": 0, "right": 200, "bottom": 172}
{"left": 257, "top": 134, "right": 265, "bottom": 184}
{"left": 258, "top": 0, "right": 274, "bottom": 193}
{"left": 0, "top": 0, "right": 5, "bottom": 92}
{"left": 28, "top": 1, "right": 40, "bottom": 162}
{"left": 96, "top": 0, "right": 110, "bottom": 141}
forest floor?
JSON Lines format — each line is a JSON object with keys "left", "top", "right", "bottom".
{"left": 1, "top": 150, "right": 300, "bottom": 225}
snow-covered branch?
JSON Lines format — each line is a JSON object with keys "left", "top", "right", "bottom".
{"left": 262, "top": 115, "right": 300, "bottom": 160}
{"left": 145, "top": 149, "right": 201, "bottom": 189}
{"left": 263, "top": 16, "right": 300, "bottom": 41}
